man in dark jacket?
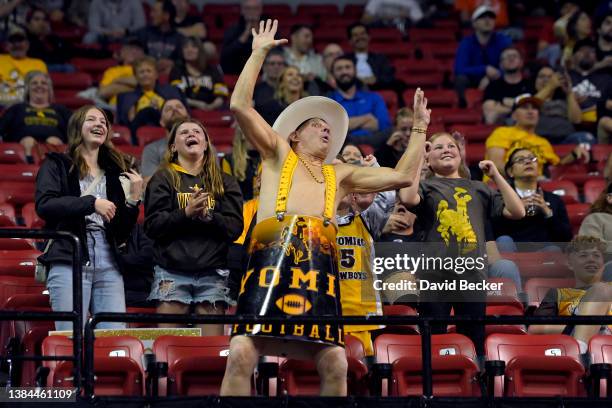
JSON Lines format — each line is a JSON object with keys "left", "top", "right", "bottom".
{"left": 135, "top": 0, "right": 183, "bottom": 75}
{"left": 345, "top": 22, "right": 395, "bottom": 90}
{"left": 220, "top": 0, "right": 263, "bottom": 74}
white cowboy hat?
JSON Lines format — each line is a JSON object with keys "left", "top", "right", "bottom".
{"left": 272, "top": 96, "right": 348, "bottom": 164}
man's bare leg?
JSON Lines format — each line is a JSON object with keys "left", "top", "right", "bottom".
{"left": 220, "top": 335, "right": 260, "bottom": 396}
{"left": 314, "top": 345, "right": 348, "bottom": 396}
{"left": 573, "top": 283, "right": 612, "bottom": 346}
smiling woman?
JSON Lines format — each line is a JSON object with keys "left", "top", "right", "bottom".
{"left": 144, "top": 118, "right": 243, "bottom": 335}
{"left": 35, "top": 105, "right": 143, "bottom": 332}
{"left": 0, "top": 71, "right": 71, "bottom": 162}
{"left": 257, "top": 65, "right": 307, "bottom": 125}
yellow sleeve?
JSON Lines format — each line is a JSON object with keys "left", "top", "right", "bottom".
{"left": 485, "top": 127, "right": 511, "bottom": 149}
{"left": 35, "top": 59, "right": 48, "bottom": 73}
{"left": 235, "top": 198, "right": 259, "bottom": 244}
{"left": 541, "top": 139, "right": 560, "bottom": 165}
{"left": 221, "top": 157, "right": 232, "bottom": 175}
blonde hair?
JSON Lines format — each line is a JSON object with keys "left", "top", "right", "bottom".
{"left": 426, "top": 132, "right": 470, "bottom": 179}
{"left": 274, "top": 66, "right": 306, "bottom": 103}
{"left": 67, "top": 105, "right": 127, "bottom": 178}
{"left": 231, "top": 126, "right": 248, "bottom": 182}
{"left": 565, "top": 235, "right": 607, "bottom": 255}
{"left": 161, "top": 119, "right": 225, "bottom": 198}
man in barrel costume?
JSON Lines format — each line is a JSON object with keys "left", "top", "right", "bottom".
{"left": 220, "top": 19, "right": 431, "bottom": 396}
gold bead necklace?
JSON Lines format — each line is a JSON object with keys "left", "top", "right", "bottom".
{"left": 297, "top": 154, "right": 324, "bottom": 184}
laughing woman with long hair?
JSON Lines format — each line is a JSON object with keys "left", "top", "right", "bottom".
{"left": 35, "top": 105, "right": 143, "bottom": 331}
{"left": 144, "top": 118, "right": 243, "bottom": 335}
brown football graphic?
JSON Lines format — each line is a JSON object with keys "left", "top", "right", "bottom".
{"left": 275, "top": 293, "right": 312, "bottom": 315}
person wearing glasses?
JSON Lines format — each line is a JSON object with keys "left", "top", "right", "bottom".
{"left": 494, "top": 147, "right": 572, "bottom": 252}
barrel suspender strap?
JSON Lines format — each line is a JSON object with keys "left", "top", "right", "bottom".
{"left": 275, "top": 150, "right": 337, "bottom": 224}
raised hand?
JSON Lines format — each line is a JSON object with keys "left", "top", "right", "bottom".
{"left": 251, "top": 19, "right": 288, "bottom": 53}
{"left": 413, "top": 88, "right": 431, "bottom": 128}
{"left": 121, "top": 169, "right": 144, "bottom": 201}
{"left": 479, "top": 160, "right": 501, "bottom": 179}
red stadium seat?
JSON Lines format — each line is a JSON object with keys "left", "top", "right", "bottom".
{"left": 0, "top": 181, "right": 37, "bottom": 206}
{"left": 43, "top": 335, "right": 145, "bottom": 395}
{"left": 153, "top": 335, "right": 232, "bottom": 396}
{"left": 125, "top": 306, "right": 156, "bottom": 328}
{"left": 583, "top": 178, "right": 607, "bottom": 204}
{"left": 485, "top": 333, "right": 585, "bottom": 397}
{"left": 277, "top": 334, "right": 369, "bottom": 396}
{"left": 191, "top": 110, "right": 234, "bottom": 127}
{"left": 0, "top": 275, "right": 45, "bottom": 309}
{"left": 0, "top": 164, "right": 38, "bottom": 182}
{"left": 553, "top": 144, "right": 575, "bottom": 158}
{"left": 369, "top": 42, "right": 413, "bottom": 60}
{"left": 136, "top": 126, "right": 166, "bottom": 146}
{"left": 465, "top": 143, "right": 486, "bottom": 165}
{"left": 524, "top": 278, "right": 576, "bottom": 308}
{"left": 376, "top": 90, "right": 398, "bottom": 117}
{"left": 0, "top": 238, "right": 35, "bottom": 251}
{"left": 588, "top": 335, "right": 612, "bottom": 397}
{"left": 451, "top": 124, "right": 496, "bottom": 143}
{"left": 394, "top": 59, "right": 441, "bottom": 77}
{"left": 592, "top": 145, "right": 612, "bottom": 163}
{"left": 224, "top": 74, "right": 239, "bottom": 91}
{"left": 409, "top": 29, "right": 456, "bottom": 43}
{"left": 296, "top": 4, "right": 340, "bottom": 18}
{"left": 1, "top": 293, "right": 53, "bottom": 385}
{"left": 540, "top": 180, "right": 579, "bottom": 204}
{"left": 500, "top": 252, "right": 572, "bottom": 281}
{"left": 549, "top": 163, "right": 592, "bottom": 187}
{"left": 0, "top": 249, "right": 40, "bottom": 276}
{"left": 374, "top": 333, "right": 480, "bottom": 396}
{"left": 369, "top": 28, "right": 403, "bottom": 43}
{"left": 420, "top": 43, "right": 457, "bottom": 60}
{"left": 465, "top": 89, "right": 484, "bottom": 109}
{"left": 116, "top": 145, "right": 144, "bottom": 160}
{"left": 70, "top": 57, "right": 116, "bottom": 76}
{"left": 262, "top": 4, "right": 292, "bottom": 17}
{"left": 110, "top": 125, "right": 132, "bottom": 146}
{"left": 566, "top": 203, "right": 591, "bottom": 234}
{"left": 399, "top": 72, "right": 444, "bottom": 89}
{"left": 0, "top": 203, "right": 17, "bottom": 226}
{"left": 343, "top": 5, "right": 364, "bottom": 18}
{"left": 434, "top": 108, "right": 482, "bottom": 127}
{"left": 21, "top": 202, "right": 44, "bottom": 229}
{"left": 0, "top": 143, "right": 27, "bottom": 164}
{"left": 50, "top": 72, "right": 93, "bottom": 90}
{"left": 381, "top": 304, "right": 419, "bottom": 334}
{"left": 208, "top": 127, "right": 235, "bottom": 146}
{"left": 403, "top": 89, "right": 456, "bottom": 108}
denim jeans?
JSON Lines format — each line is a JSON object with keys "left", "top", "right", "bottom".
{"left": 488, "top": 259, "right": 522, "bottom": 291}
{"left": 47, "top": 230, "right": 126, "bottom": 331}
{"left": 496, "top": 235, "right": 562, "bottom": 253}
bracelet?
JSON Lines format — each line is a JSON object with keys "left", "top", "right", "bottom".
{"left": 412, "top": 127, "right": 428, "bottom": 134}
{"left": 126, "top": 198, "right": 140, "bottom": 207}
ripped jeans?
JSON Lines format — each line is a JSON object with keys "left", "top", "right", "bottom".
{"left": 148, "top": 265, "right": 234, "bottom": 307}
{"left": 47, "top": 230, "right": 126, "bottom": 331}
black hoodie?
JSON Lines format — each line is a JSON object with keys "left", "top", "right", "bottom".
{"left": 144, "top": 165, "right": 243, "bottom": 273}
{"left": 35, "top": 152, "right": 139, "bottom": 266}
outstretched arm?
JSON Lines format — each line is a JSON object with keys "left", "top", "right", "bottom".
{"left": 230, "top": 19, "right": 288, "bottom": 160}
{"left": 341, "top": 89, "right": 430, "bottom": 195}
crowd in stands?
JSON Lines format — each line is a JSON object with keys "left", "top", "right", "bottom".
{"left": 0, "top": 0, "right": 611, "bottom": 394}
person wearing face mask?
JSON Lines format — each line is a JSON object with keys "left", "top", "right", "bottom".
{"left": 329, "top": 55, "right": 391, "bottom": 145}
{"left": 0, "top": 70, "right": 71, "bottom": 162}
{"left": 530, "top": 236, "right": 612, "bottom": 354}
{"left": 35, "top": 105, "right": 143, "bottom": 331}
{"left": 399, "top": 131, "right": 525, "bottom": 357}
{"left": 145, "top": 118, "right": 243, "bottom": 334}
{"left": 568, "top": 38, "right": 611, "bottom": 125}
